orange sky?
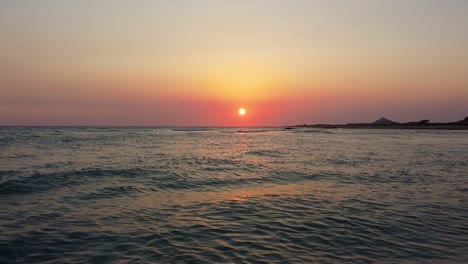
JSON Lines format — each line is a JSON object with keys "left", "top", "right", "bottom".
{"left": 1, "top": 0, "right": 467, "bottom": 126}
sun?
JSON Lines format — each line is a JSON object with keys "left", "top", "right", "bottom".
{"left": 239, "top": 108, "right": 246, "bottom": 116}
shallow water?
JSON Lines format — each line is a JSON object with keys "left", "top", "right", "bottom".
{"left": 0, "top": 127, "right": 467, "bottom": 263}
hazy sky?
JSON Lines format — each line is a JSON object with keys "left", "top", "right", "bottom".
{"left": 1, "top": 0, "right": 467, "bottom": 126}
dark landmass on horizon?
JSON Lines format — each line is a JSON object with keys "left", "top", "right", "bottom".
{"left": 290, "top": 117, "right": 468, "bottom": 130}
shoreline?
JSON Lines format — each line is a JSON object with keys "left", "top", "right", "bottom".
{"left": 290, "top": 124, "right": 468, "bottom": 130}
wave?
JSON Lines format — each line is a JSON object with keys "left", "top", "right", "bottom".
{"left": 172, "top": 128, "right": 212, "bottom": 132}
{"left": 0, "top": 166, "right": 323, "bottom": 196}
{"left": 76, "top": 185, "right": 145, "bottom": 200}
{"left": 235, "top": 129, "right": 270, "bottom": 133}
{"left": 245, "top": 149, "right": 282, "bottom": 157}
{"left": 0, "top": 168, "right": 152, "bottom": 195}
{"left": 293, "top": 129, "right": 333, "bottom": 134}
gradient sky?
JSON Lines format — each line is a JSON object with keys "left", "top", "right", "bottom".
{"left": 1, "top": 0, "right": 467, "bottom": 126}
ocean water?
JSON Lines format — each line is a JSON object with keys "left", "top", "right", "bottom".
{"left": 0, "top": 127, "right": 467, "bottom": 263}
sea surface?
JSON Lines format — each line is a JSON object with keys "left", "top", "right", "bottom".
{"left": 0, "top": 127, "right": 467, "bottom": 263}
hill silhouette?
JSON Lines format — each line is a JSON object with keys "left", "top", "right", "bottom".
{"left": 372, "top": 117, "right": 399, "bottom": 125}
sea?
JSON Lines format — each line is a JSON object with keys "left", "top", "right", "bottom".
{"left": 0, "top": 127, "right": 467, "bottom": 263}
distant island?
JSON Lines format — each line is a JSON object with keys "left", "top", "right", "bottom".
{"left": 289, "top": 117, "right": 468, "bottom": 130}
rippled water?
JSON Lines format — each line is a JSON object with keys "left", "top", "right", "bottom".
{"left": 1, "top": 127, "right": 467, "bottom": 263}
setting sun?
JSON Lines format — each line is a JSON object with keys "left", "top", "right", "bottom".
{"left": 239, "top": 108, "right": 246, "bottom": 116}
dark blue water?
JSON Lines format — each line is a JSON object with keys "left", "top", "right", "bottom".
{"left": 1, "top": 127, "right": 467, "bottom": 263}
